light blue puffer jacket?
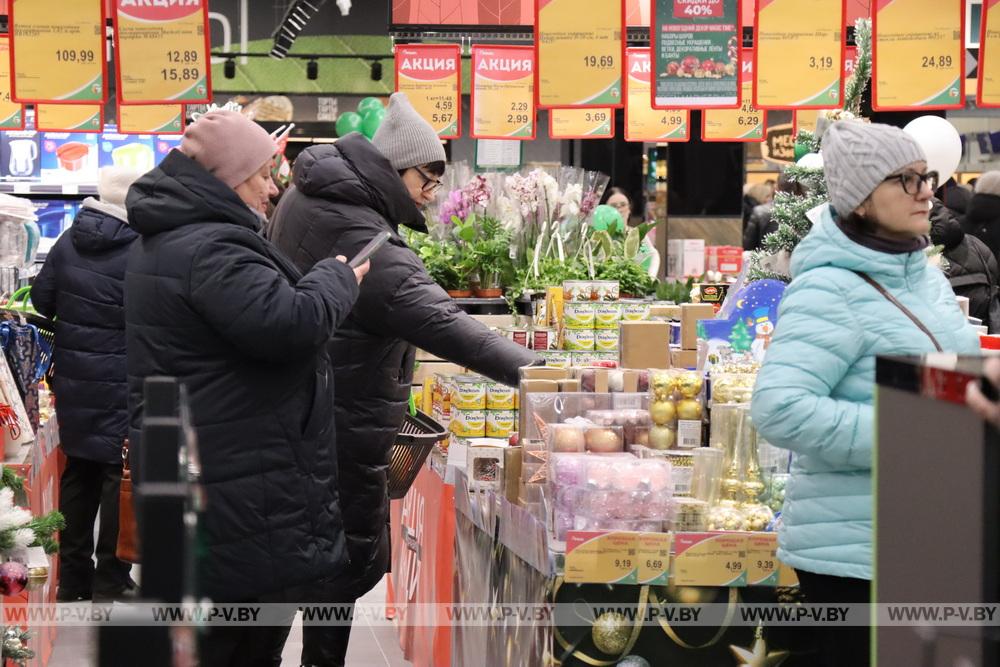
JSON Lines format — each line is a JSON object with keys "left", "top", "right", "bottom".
{"left": 750, "top": 204, "right": 981, "bottom": 580}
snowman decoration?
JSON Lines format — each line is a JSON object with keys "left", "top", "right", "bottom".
{"left": 750, "top": 307, "right": 775, "bottom": 360}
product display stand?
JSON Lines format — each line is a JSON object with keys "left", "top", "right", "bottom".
{"left": 875, "top": 355, "right": 1000, "bottom": 667}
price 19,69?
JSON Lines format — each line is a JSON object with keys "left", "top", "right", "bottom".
{"left": 55, "top": 49, "right": 96, "bottom": 63}
{"left": 583, "top": 55, "right": 615, "bottom": 69}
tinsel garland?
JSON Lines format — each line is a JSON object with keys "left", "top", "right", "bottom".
{"left": 1, "top": 626, "right": 33, "bottom": 666}
{"left": 0, "top": 471, "right": 65, "bottom": 555}
{"left": 844, "top": 18, "right": 872, "bottom": 117}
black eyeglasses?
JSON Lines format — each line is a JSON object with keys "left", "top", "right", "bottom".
{"left": 882, "top": 170, "right": 939, "bottom": 196}
{"left": 414, "top": 166, "right": 443, "bottom": 194}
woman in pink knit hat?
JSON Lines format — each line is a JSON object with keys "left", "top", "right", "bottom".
{"left": 123, "top": 110, "right": 368, "bottom": 666}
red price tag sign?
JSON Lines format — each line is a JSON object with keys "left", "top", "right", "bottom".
{"left": 673, "top": 0, "right": 724, "bottom": 19}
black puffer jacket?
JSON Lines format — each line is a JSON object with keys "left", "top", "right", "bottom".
{"left": 269, "top": 133, "right": 538, "bottom": 598}
{"left": 932, "top": 200, "right": 1000, "bottom": 330}
{"left": 743, "top": 202, "right": 776, "bottom": 251}
{"left": 32, "top": 202, "right": 137, "bottom": 463}
{"left": 962, "top": 192, "right": 1000, "bottom": 263}
{"left": 125, "top": 149, "right": 360, "bottom": 602}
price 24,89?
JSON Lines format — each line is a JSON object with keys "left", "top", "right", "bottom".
{"left": 55, "top": 49, "right": 96, "bottom": 63}
{"left": 161, "top": 68, "right": 200, "bottom": 82}
{"left": 921, "top": 55, "right": 953, "bottom": 68}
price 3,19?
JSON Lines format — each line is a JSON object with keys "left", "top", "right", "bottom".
{"left": 808, "top": 56, "right": 833, "bottom": 69}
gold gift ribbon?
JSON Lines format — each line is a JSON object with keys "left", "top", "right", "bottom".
{"left": 648, "top": 587, "right": 739, "bottom": 649}
{"left": 551, "top": 577, "right": 649, "bottom": 666}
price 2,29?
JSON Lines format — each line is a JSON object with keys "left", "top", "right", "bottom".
{"left": 161, "top": 68, "right": 200, "bottom": 82}
{"left": 583, "top": 55, "right": 615, "bottom": 69}
{"left": 921, "top": 55, "right": 953, "bottom": 68}
{"left": 55, "top": 49, "right": 96, "bottom": 63}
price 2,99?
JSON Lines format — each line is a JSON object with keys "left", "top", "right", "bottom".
{"left": 507, "top": 114, "right": 529, "bottom": 124}
{"left": 583, "top": 55, "right": 615, "bottom": 69}
{"left": 55, "top": 49, "right": 96, "bottom": 63}
{"left": 161, "top": 68, "right": 200, "bottom": 82}
{"left": 921, "top": 55, "right": 953, "bottom": 68}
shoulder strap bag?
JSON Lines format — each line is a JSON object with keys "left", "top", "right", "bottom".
{"left": 852, "top": 270, "right": 943, "bottom": 353}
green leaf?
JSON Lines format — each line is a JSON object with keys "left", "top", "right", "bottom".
{"left": 624, "top": 227, "right": 640, "bottom": 260}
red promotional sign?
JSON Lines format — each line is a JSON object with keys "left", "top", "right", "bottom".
{"left": 395, "top": 45, "right": 461, "bottom": 138}
{"left": 674, "top": 0, "right": 725, "bottom": 19}
{"left": 471, "top": 45, "right": 536, "bottom": 139}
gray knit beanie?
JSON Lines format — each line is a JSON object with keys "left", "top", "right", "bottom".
{"left": 821, "top": 121, "right": 926, "bottom": 215}
{"left": 976, "top": 171, "right": 1000, "bottom": 196}
{"left": 371, "top": 92, "right": 446, "bottom": 171}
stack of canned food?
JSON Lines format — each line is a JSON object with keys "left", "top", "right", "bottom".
{"left": 558, "top": 280, "right": 651, "bottom": 366}
{"left": 445, "top": 373, "right": 519, "bottom": 440}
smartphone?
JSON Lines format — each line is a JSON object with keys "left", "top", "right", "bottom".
{"left": 349, "top": 231, "right": 391, "bottom": 268}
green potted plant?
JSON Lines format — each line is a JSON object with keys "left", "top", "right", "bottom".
{"left": 470, "top": 217, "right": 513, "bottom": 298}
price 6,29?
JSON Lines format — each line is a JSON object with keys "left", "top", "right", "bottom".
{"left": 737, "top": 116, "right": 760, "bottom": 127}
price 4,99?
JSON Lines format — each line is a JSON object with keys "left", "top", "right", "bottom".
{"left": 660, "top": 115, "right": 683, "bottom": 126}
{"left": 725, "top": 561, "right": 743, "bottom": 572}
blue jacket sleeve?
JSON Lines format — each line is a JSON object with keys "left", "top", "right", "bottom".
{"left": 750, "top": 273, "right": 872, "bottom": 470}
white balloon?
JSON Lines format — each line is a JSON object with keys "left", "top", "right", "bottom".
{"left": 796, "top": 152, "right": 824, "bottom": 169}
{"left": 903, "top": 115, "right": 962, "bottom": 181}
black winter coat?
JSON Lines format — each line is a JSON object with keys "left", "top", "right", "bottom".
{"left": 269, "top": 133, "right": 538, "bottom": 598}
{"left": 743, "top": 202, "right": 776, "bottom": 251}
{"left": 32, "top": 202, "right": 137, "bottom": 464}
{"left": 124, "top": 149, "right": 360, "bottom": 602}
{"left": 932, "top": 201, "right": 1000, "bottom": 330}
{"left": 962, "top": 192, "right": 1000, "bottom": 263}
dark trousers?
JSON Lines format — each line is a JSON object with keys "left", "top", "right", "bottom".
{"left": 301, "top": 601, "right": 355, "bottom": 667}
{"left": 795, "top": 569, "right": 872, "bottom": 667}
{"left": 200, "top": 623, "right": 293, "bottom": 667}
{"left": 57, "top": 455, "right": 131, "bottom": 596}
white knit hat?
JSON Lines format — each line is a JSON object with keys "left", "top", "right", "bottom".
{"left": 98, "top": 167, "right": 146, "bottom": 209}
{"left": 371, "top": 92, "right": 446, "bottom": 171}
{"left": 822, "top": 121, "right": 926, "bottom": 215}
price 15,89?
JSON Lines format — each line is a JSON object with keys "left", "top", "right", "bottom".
{"left": 161, "top": 68, "right": 200, "bottom": 82}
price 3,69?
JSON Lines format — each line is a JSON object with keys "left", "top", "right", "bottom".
{"left": 585, "top": 112, "right": 608, "bottom": 124}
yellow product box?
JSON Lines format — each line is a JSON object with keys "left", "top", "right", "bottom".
{"left": 486, "top": 409, "right": 517, "bottom": 438}
{"left": 450, "top": 408, "right": 486, "bottom": 438}
{"left": 451, "top": 374, "right": 487, "bottom": 410}
{"left": 486, "top": 382, "right": 517, "bottom": 410}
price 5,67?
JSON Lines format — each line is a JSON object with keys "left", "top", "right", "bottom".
{"left": 432, "top": 113, "right": 453, "bottom": 124}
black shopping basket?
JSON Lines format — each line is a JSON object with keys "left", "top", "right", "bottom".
{"left": 387, "top": 409, "right": 447, "bottom": 500}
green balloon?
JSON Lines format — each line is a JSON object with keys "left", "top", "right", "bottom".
{"left": 357, "top": 96, "right": 384, "bottom": 117}
{"left": 335, "top": 112, "right": 363, "bottom": 137}
{"left": 793, "top": 142, "right": 809, "bottom": 161}
{"left": 591, "top": 204, "right": 624, "bottom": 233}
{"left": 361, "top": 107, "right": 387, "bottom": 139}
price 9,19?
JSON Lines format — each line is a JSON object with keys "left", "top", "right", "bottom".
{"left": 614, "top": 558, "right": 633, "bottom": 569}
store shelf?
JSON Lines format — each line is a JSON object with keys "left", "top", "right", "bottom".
{"left": 0, "top": 182, "right": 97, "bottom": 197}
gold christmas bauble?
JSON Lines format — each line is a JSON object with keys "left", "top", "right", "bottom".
{"left": 649, "top": 400, "right": 677, "bottom": 425}
{"left": 676, "top": 398, "right": 703, "bottom": 420}
{"left": 647, "top": 425, "right": 676, "bottom": 450}
{"left": 661, "top": 582, "right": 717, "bottom": 605}
{"left": 677, "top": 372, "right": 704, "bottom": 398}
{"left": 650, "top": 372, "right": 678, "bottom": 400}
{"left": 591, "top": 611, "right": 631, "bottom": 655}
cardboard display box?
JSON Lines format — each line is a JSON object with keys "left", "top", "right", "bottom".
{"left": 680, "top": 303, "right": 715, "bottom": 350}
{"left": 620, "top": 321, "right": 671, "bottom": 370}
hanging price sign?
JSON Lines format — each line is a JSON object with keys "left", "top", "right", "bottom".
{"left": 395, "top": 45, "right": 461, "bottom": 139}
{"left": 10, "top": 0, "right": 106, "bottom": 103}
{"left": 872, "top": 0, "right": 964, "bottom": 110}
{"left": 753, "top": 0, "right": 846, "bottom": 108}
{"left": 746, "top": 532, "right": 779, "bottom": 586}
{"left": 625, "top": 48, "right": 689, "bottom": 142}
{"left": 702, "top": 49, "right": 766, "bottom": 141}
{"left": 978, "top": 0, "right": 1000, "bottom": 107}
{"left": 471, "top": 46, "right": 535, "bottom": 140}
{"left": 652, "top": 0, "right": 741, "bottom": 109}
{"left": 636, "top": 532, "right": 672, "bottom": 585}
{"left": 36, "top": 103, "right": 103, "bottom": 133}
{"left": 549, "top": 108, "right": 615, "bottom": 139}
{"left": 113, "top": 0, "right": 211, "bottom": 104}
{"left": 535, "top": 0, "right": 624, "bottom": 108}
{"left": 672, "top": 532, "right": 748, "bottom": 587}
{"left": 117, "top": 103, "right": 184, "bottom": 134}
{"left": 794, "top": 46, "right": 857, "bottom": 132}
{"left": 0, "top": 37, "right": 24, "bottom": 130}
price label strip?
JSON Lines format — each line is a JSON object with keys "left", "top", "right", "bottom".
{"left": 549, "top": 108, "right": 615, "bottom": 139}
{"left": 10, "top": 0, "right": 106, "bottom": 103}
{"left": 636, "top": 532, "right": 672, "bottom": 585}
{"left": 978, "top": 0, "right": 1000, "bottom": 108}
{"left": 113, "top": 0, "right": 211, "bottom": 104}
{"left": 536, "top": 0, "right": 624, "bottom": 107}
{"left": 36, "top": 103, "right": 103, "bottom": 133}
{"left": 672, "top": 532, "right": 748, "bottom": 587}
{"left": 395, "top": 45, "right": 461, "bottom": 139}
{"left": 702, "top": 49, "right": 766, "bottom": 142}
{"left": 651, "top": 0, "right": 741, "bottom": 109}
{"left": 753, "top": 0, "right": 846, "bottom": 109}
{"left": 625, "top": 48, "right": 689, "bottom": 142}
{"left": 872, "top": 0, "right": 964, "bottom": 110}
{"left": 564, "top": 531, "right": 638, "bottom": 584}
{"left": 117, "top": 103, "right": 185, "bottom": 134}
{"left": 0, "top": 37, "right": 24, "bottom": 130}
{"left": 471, "top": 45, "right": 536, "bottom": 140}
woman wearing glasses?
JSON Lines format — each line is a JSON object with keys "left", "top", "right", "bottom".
{"left": 269, "top": 92, "right": 537, "bottom": 667}
{"left": 751, "top": 121, "right": 979, "bottom": 667}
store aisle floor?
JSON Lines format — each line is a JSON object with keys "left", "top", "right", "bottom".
{"left": 47, "top": 576, "right": 412, "bottom": 666}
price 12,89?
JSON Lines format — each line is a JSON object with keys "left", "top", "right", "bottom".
{"left": 167, "top": 50, "right": 200, "bottom": 64}
{"left": 55, "top": 49, "right": 96, "bottom": 63}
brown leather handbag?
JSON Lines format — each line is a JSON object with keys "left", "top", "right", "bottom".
{"left": 116, "top": 439, "right": 140, "bottom": 563}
